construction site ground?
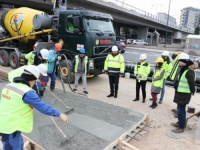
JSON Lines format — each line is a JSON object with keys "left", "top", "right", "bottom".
{"left": 0, "top": 65, "right": 200, "bottom": 150}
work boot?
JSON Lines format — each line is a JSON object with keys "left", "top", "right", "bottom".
{"left": 107, "top": 93, "right": 114, "bottom": 97}
{"left": 114, "top": 92, "right": 118, "bottom": 98}
{"left": 149, "top": 102, "right": 154, "bottom": 107}
{"left": 39, "top": 90, "right": 44, "bottom": 97}
{"left": 142, "top": 99, "right": 145, "bottom": 103}
{"left": 50, "top": 82, "right": 56, "bottom": 91}
{"left": 171, "top": 122, "right": 179, "bottom": 127}
{"left": 83, "top": 91, "right": 88, "bottom": 94}
{"left": 172, "top": 128, "right": 184, "bottom": 133}
{"left": 73, "top": 89, "right": 77, "bottom": 92}
{"left": 133, "top": 98, "right": 139, "bottom": 101}
{"left": 159, "top": 101, "right": 162, "bottom": 104}
{"left": 149, "top": 98, "right": 153, "bottom": 101}
{"left": 152, "top": 102, "right": 157, "bottom": 109}
{"left": 174, "top": 114, "right": 178, "bottom": 118}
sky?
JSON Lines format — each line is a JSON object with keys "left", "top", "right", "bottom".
{"left": 116, "top": 0, "right": 200, "bottom": 25}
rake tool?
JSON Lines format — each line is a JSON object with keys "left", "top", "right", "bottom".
{"left": 185, "top": 110, "right": 200, "bottom": 128}
{"left": 46, "top": 87, "right": 74, "bottom": 115}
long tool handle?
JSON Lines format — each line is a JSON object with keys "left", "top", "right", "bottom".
{"left": 188, "top": 110, "right": 200, "bottom": 119}
{"left": 46, "top": 87, "right": 69, "bottom": 108}
{"left": 50, "top": 116, "right": 66, "bottom": 138}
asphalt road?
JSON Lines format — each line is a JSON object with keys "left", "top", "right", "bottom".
{"left": 122, "top": 47, "right": 199, "bottom": 64}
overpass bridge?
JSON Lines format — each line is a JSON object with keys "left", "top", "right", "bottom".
{"left": 0, "top": 0, "right": 194, "bottom": 41}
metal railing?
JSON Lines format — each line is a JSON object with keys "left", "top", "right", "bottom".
{"left": 101, "top": 0, "right": 194, "bottom": 33}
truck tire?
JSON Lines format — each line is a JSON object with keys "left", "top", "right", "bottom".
{"left": 0, "top": 50, "right": 9, "bottom": 66}
{"left": 9, "top": 51, "right": 19, "bottom": 69}
{"left": 58, "top": 60, "right": 75, "bottom": 83}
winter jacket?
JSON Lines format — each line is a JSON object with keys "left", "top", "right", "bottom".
{"left": 48, "top": 50, "right": 58, "bottom": 74}
{"left": 173, "top": 61, "right": 198, "bottom": 105}
{"left": 72, "top": 55, "right": 89, "bottom": 74}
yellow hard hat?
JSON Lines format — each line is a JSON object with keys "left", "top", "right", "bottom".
{"left": 155, "top": 57, "right": 164, "bottom": 63}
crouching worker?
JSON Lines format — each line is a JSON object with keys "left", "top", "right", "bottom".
{"left": 0, "top": 65, "right": 69, "bottom": 150}
{"left": 8, "top": 64, "right": 48, "bottom": 97}
{"left": 150, "top": 57, "right": 165, "bottom": 109}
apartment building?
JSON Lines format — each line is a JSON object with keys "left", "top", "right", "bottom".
{"left": 180, "top": 7, "right": 200, "bottom": 29}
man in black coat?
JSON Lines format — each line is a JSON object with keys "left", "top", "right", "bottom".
{"left": 171, "top": 53, "right": 197, "bottom": 133}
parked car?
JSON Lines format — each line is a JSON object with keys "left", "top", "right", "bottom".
{"left": 132, "top": 39, "right": 148, "bottom": 46}
{"left": 127, "top": 39, "right": 134, "bottom": 44}
{"left": 116, "top": 41, "right": 126, "bottom": 53}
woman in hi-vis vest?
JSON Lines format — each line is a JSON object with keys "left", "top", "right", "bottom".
{"left": 150, "top": 57, "right": 165, "bottom": 109}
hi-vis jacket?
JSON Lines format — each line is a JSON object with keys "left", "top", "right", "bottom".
{"left": 104, "top": 53, "right": 125, "bottom": 76}
{"left": 134, "top": 61, "right": 150, "bottom": 81}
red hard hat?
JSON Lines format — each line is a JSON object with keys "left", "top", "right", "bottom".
{"left": 55, "top": 43, "right": 62, "bottom": 51}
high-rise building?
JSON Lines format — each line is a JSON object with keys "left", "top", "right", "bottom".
{"left": 180, "top": 7, "right": 200, "bottom": 29}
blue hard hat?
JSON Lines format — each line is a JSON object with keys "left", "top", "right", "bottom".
{"left": 79, "top": 48, "right": 85, "bottom": 54}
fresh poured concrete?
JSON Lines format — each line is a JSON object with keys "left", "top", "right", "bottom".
{"left": 0, "top": 82, "right": 144, "bottom": 150}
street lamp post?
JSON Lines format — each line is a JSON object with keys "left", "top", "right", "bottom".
{"left": 151, "top": 4, "right": 162, "bottom": 15}
{"left": 164, "top": 0, "right": 171, "bottom": 47}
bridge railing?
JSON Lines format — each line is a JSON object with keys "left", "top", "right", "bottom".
{"left": 103, "top": 0, "right": 194, "bottom": 33}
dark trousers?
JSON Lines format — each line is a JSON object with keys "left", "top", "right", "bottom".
{"left": 136, "top": 80, "right": 147, "bottom": 99}
{"left": 177, "top": 104, "right": 186, "bottom": 129}
{"left": 109, "top": 75, "right": 119, "bottom": 95}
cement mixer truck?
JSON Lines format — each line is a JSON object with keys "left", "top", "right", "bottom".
{"left": 0, "top": 0, "right": 116, "bottom": 83}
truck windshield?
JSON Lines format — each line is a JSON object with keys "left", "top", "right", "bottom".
{"left": 84, "top": 17, "right": 114, "bottom": 33}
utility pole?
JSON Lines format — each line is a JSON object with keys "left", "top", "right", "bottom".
{"left": 164, "top": 0, "right": 171, "bottom": 47}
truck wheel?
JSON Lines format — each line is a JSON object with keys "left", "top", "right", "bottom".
{"left": 0, "top": 50, "right": 9, "bottom": 66}
{"left": 58, "top": 60, "right": 75, "bottom": 83}
{"left": 9, "top": 52, "right": 19, "bottom": 69}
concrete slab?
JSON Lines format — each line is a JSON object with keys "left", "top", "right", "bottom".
{"left": 0, "top": 81, "right": 144, "bottom": 150}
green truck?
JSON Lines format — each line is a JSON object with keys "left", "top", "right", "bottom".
{"left": 0, "top": 0, "right": 116, "bottom": 83}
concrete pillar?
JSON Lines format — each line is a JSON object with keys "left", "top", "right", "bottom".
{"left": 113, "top": 22, "right": 121, "bottom": 36}
{"left": 137, "top": 27, "right": 149, "bottom": 41}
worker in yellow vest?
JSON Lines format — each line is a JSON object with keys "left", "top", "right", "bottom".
{"left": 171, "top": 53, "right": 197, "bottom": 133}
{"left": 150, "top": 57, "right": 165, "bottom": 109}
{"left": 133, "top": 54, "right": 150, "bottom": 103}
{"left": 158, "top": 51, "right": 172, "bottom": 103}
{"left": 104, "top": 45, "right": 125, "bottom": 98}
{"left": 0, "top": 65, "right": 69, "bottom": 149}
{"left": 71, "top": 48, "right": 89, "bottom": 94}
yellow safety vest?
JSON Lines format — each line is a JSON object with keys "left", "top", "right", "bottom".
{"left": 0, "top": 83, "right": 34, "bottom": 134}
{"left": 134, "top": 61, "right": 150, "bottom": 81}
{"left": 169, "top": 54, "right": 180, "bottom": 80}
{"left": 74, "top": 55, "right": 88, "bottom": 73}
{"left": 163, "top": 61, "right": 172, "bottom": 79}
{"left": 177, "top": 69, "right": 196, "bottom": 93}
{"left": 25, "top": 51, "right": 35, "bottom": 65}
{"left": 153, "top": 68, "right": 165, "bottom": 88}
{"left": 104, "top": 54, "right": 125, "bottom": 74}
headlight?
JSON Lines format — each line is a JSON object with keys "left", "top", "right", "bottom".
{"left": 89, "top": 60, "right": 94, "bottom": 69}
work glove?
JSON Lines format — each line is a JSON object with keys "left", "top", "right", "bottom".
{"left": 41, "top": 81, "right": 46, "bottom": 87}
{"left": 59, "top": 113, "right": 69, "bottom": 123}
{"left": 57, "top": 56, "right": 62, "bottom": 60}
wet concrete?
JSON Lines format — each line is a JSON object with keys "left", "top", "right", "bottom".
{"left": 0, "top": 81, "right": 144, "bottom": 150}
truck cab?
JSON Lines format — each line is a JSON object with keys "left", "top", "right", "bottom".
{"left": 57, "top": 10, "right": 116, "bottom": 82}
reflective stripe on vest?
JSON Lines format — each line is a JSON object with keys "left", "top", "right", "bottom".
{"left": 153, "top": 68, "right": 164, "bottom": 88}
{"left": 106, "top": 54, "right": 124, "bottom": 74}
{"left": 169, "top": 54, "right": 180, "bottom": 80}
{"left": 134, "top": 62, "right": 149, "bottom": 81}
{"left": 177, "top": 70, "right": 196, "bottom": 93}
{"left": 74, "top": 55, "right": 88, "bottom": 73}
{"left": 0, "top": 83, "right": 34, "bottom": 134}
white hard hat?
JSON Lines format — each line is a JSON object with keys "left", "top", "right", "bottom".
{"left": 179, "top": 53, "right": 189, "bottom": 60}
{"left": 112, "top": 45, "right": 118, "bottom": 51}
{"left": 139, "top": 54, "right": 147, "bottom": 60}
{"left": 24, "top": 65, "right": 40, "bottom": 79}
{"left": 40, "top": 49, "right": 49, "bottom": 60}
{"left": 162, "top": 51, "right": 169, "bottom": 56}
{"left": 37, "top": 64, "right": 47, "bottom": 76}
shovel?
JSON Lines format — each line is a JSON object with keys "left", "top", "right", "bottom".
{"left": 185, "top": 110, "right": 200, "bottom": 128}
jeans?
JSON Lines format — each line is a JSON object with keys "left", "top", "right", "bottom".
{"left": 47, "top": 72, "right": 56, "bottom": 83}
{"left": 177, "top": 104, "right": 186, "bottom": 129}
{"left": 0, "top": 131, "right": 24, "bottom": 150}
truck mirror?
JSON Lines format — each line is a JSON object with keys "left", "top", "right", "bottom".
{"left": 73, "top": 28, "right": 80, "bottom": 33}
{"left": 73, "top": 17, "right": 80, "bottom": 28}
